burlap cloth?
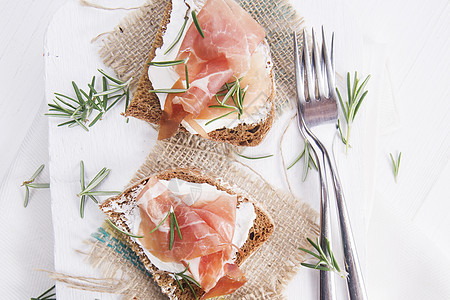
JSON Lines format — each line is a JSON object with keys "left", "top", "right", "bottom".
{"left": 51, "top": 0, "right": 320, "bottom": 299}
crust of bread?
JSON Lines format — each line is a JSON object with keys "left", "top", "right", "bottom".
{"left": 99, "top": 168, "right": 274, "bottom": 299}
{"left": 125, "top": 0, "right": 275, "bottom": 147}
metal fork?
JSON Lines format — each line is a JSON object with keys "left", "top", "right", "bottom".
{"left": 293, "top": 29, "right": 368, "bottom": 300}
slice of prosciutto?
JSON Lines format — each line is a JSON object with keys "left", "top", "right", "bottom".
{"left": 158, "top": 0, "right": 265, "bottom": 139}
{"left": 136, "top": 176, "right": 247, "bottom": 297}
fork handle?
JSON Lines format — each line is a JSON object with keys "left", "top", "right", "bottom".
{"left": 324, "top": 152, "right": 368, "bottom": 300}
{"left": 312, "top": 148, "right": 336, "bottom": 300}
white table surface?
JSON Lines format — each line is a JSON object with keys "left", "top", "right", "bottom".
{"left": 1, "top": 0, "right": 450, "bottom": 299}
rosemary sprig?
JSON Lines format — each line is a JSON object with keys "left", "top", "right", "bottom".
{"left": 31, "top": 285, "right": 56, "bottom": 300}
{"left": 206, "top": 77, "right": 247, "bottom": 125}
{"left": 390, "top": 152, "right": 402, "bottom": 183}
{"left": 21, "top": 164, "right": 50, "bottom": 207}
{"left": 237, "top": 153, "right": 273, "bottom": 160}
{"left": 106, "top": 219, "right": 144, "bottom": 238}
{"left": 191, "top": 10, "right": 204, "bottom": 38}
{"left": 46, "top": 69, "right": 131, "bottom": 131}
{"left": 173, "top": 263, "right": 201, "bottom": 300}
{"left": 336, "top": 72, "right": 370, "bottom": 153}
{"left": 287, "top": 139, "right": 318, "bottom": 181}
{"left": 77, "top": 161, "right": 120, "bottom": 218}
{"left": 299, "top": 237, "right": 347, "bottom": 279}
{"left": 149, "top": 206, "right": 182, "bottom": 250}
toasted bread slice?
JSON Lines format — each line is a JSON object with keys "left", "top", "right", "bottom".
{"left": 125, "top": 0, "right": 275, "bottom": 147}
{"left": 99, "top": 168, "right": 274, "bottom": 299}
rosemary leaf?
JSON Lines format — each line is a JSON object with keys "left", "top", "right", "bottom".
{"left": 208, "top": 104, "right": 236, "bottom": 110}
{"left": 82, "top": 191, "right": 120, "bottom": 196}
{"left": 31, "top": 285, "right": 56, "bottom": 300}
{"left": 106, "top": 94, "right": 125, "bottom": 112}
{"left": 237, "top": 153, "right": 273, "bottom": 160}
{"left": 125, "top": 86, "right": 130, "bottom": 112}
{"left": 83, "top": 168, "right": 109, "bottom": 192}
{"left": 149, "top": 210, "right": 170, "bottom": 234}
{"left": 148, "top": 59, "right": 187, "bottom": 67}
{"left": 57, "top": 120, "right": 76, "bottom": 127}
{"left": 106, "top": 219, "right": 144, "bottom": 238}
{"left": 191, "top": 10, "right": 205, "bottom": 38}
{"left": 27, "top": 183, "right": 50, "bottom": 189}
{"left": 287, "top": 149, "right": 305, "bottom": 170}
{"left": 29, "top": 164, "right": 45, "bottom": 182}
{"left": 185, "top": 63, "right": 189, "bottom": 89}
{"left": 169, "top": 212, "right": 175, "bottom": 250}
{"left": 24, "top": 186, "right": 30, "bottom": 208}
{"left": 149, "top": 89, "right": 187, "bottom": 94}
{"left": 175, "top": 275, "right": 184, "bottom": 292}
{"left": 390, "top": 152, "right": 402, "bottom": 183}
{"left": 88, "top": 195, "right": 98, "bottom": 204}
{"left": 173, "top": 210, "right": 182, "bottom": 240}
{"left": 72, "top": 81, "right": 85, "bottom": 106}
{"left": 102, "top": 76, "right": 108, "bottom": 109}
{"left": 164, "top": 15, "right": 189, "bottom": 55}
{"left": 205, "top": 111, "right": 236, "bottom": 126}
{"left": 98, "top": 69, "right": 123, "bottom": 85}
{"left": 89, "top": 112, "right": 103, "bottom": 127}
{"left": 301, "top": 262, "right": 332, "bottom": 272}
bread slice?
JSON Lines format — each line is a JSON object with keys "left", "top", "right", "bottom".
{"left": 125, "top": 0, "right": 276, "bottom": 147}
{"left": 99, "top": 168, "right": 274, "bottom": 299}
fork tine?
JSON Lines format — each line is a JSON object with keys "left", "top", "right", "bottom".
{"left": 293, "top": 32, "right": 305, "bottom": 103}
{"left": 322, "top": 27, "right": 336, "bottom": 97}
{"left": 302, "top": 29, "right": 315, "bottom": 101}
{"left": 312, "top": 29, "right": 325, "bottom": 97}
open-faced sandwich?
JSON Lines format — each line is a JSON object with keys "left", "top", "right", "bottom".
{"left": 100, "top": 168, "right": 274, "bottom": 299}
{"left": 126, "top": 0, "right": 275, "bottom": 146}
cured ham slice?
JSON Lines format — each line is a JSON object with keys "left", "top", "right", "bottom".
{"left": 201, "top": 263, "right": 247, "bottom": 299}
{"left": 158, "top": 0, "right": 266, "bottom": 138}
{"left": 136, "top": 176, "right": 248, "bottom": 297}
{"left": 172, "top": 57, "right": 233, "bottom": 116}
{"left": 137, "top": 177, "right": 234, "bottom": 261}
{"left": 176, "top": 0, "right": 266, "bottom": 78}
{"left": 158, "top": 79, "right": 189, "bottom": 140}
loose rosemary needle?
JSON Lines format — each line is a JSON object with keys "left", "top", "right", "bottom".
{"left": 390, "top": 152, "right": 402, "bottom": 183}
{"left": 21, "top": 164, "right": 50, "bottom": 207}
{"left": 191, "top": 10, "right": 205, "bottom": 38}
{"left": 148, "top": 206, "right": 182, "bottom": 250}
{"left": 237, "top": 153, "right": 273, "bottom": 160}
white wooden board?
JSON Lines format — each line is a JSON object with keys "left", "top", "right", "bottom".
{"left": 45, "top": 0, "right": 376, "bottom": 299}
